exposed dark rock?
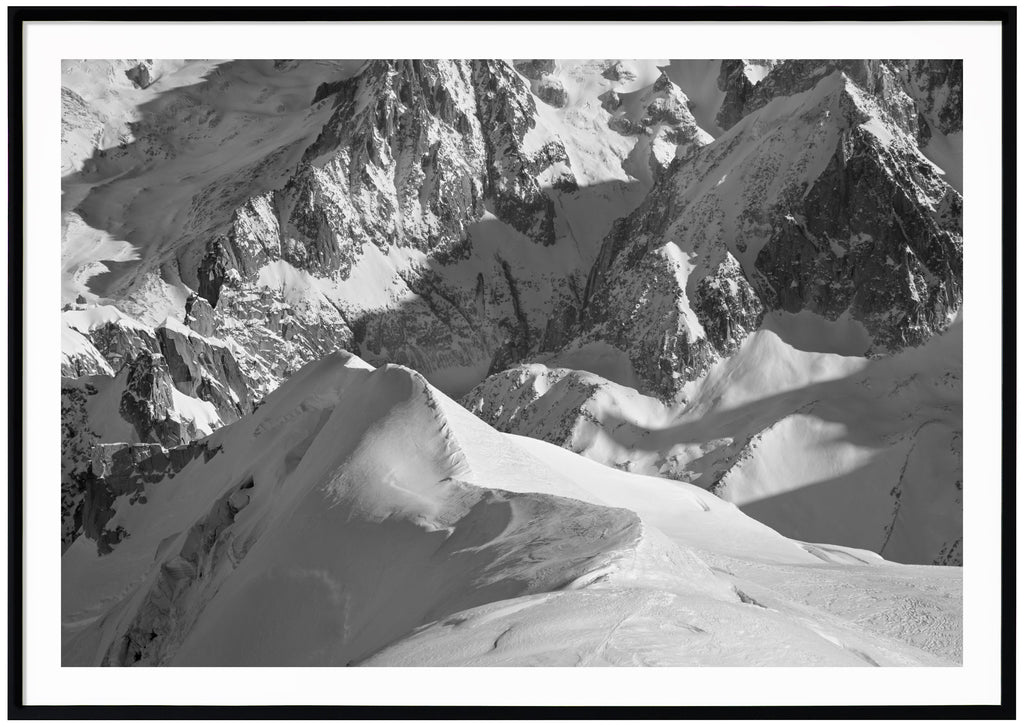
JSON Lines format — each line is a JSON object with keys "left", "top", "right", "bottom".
{"left": 752, "top": 125, "right": 962, "bottom": 351}
{"left": 692, "top": 255, "right": 765, "bottom": 356}
{"left": 185, "top": 294, "right": 217, "bottom": 337}
{"left": 311, "top": 79, "right": 346, "bottom": 104}
{"left": 535, "top": 76, "right": 568, "bottom": 108}
{"left": 643, "top": 86, "right": 691, "bottom": 125}
{"left": 602, "top": 61, "right": 637, "bottom": 83}
{"left": 118, "top": 351, "right": 199, "bottom": 447}
{"left": 893, "top": 59, "right": 962, "bottom": 135}
{"left": 513, "top": 59, "right": 556, "bottom": 80}
{"left": 472, "top": 60, "right": 563, "bottom": 245}
{"left": 124, "top": 62, "right": 153, "bottom": 89}
{"left": 87, "top": 320, "right": 160, "bottom": 373}
{"left": 62, "top": 380, "right": 100, "bottom": 550}
{"left": 156, "top": 324, "right": 252, "bottom": 423}
{"left": 82, "top": 440, "right": 222, "bottom": 555}
{"left": 607, "top": 115, "right": 640, "bottom": 136}
{"left": 598, "top": 89, "right": 622, "bottom": 112}
{"left": 715, "top": 59, "right": 953, "bottom": 148}
{"left": 197, "top": 240, "right": 229, "bottom": 308}
{"left": 575, "top": 68, "right": 960, "bottom": 398}
{"left": 486, "top": 258, "right": 534, "bottom": 375}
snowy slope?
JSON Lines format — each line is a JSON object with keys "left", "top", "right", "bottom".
{"left": 63, "top": 352, "right": 960, "bottom": 667}
{"left": 466, "top": 313, "right": 961, "bottom": 565}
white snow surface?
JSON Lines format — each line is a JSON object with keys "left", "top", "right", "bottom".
{"left": 62, "top": 352, "right": 960, "bottom": 667}
{"left": 466, "top": 313, "right": 962, "bottom": 566}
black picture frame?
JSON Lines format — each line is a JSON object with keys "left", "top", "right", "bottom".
{"left": 9, "top": 4, "right": 1016, "bottom": 720}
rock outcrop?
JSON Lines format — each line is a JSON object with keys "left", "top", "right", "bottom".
{"left": 118, "top": 350, "right": 200, "bottom": 447}
{"left": 156, "top": 322, "right": 251, "bottom": 422}
{"left": 574, "top": 65, "right": 961, "bottom": 398}
{"left": 81, "top": 440, "right": 222, "bottom": 555}
{"left": 124, "top": 61, "right": 153, "bottom": 89}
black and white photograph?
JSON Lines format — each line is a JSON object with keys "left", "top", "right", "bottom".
{"left": 9, "top": 4, "right": 1014, "bottom": 718}
{"left": 59, "top": 55, "right": 966, "bottom": 668}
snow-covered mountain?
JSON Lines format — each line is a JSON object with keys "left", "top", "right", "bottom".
{"left": 61, "top": 58, "right": 962, "bottom": 664}
{"left": 464, "top": 312, "right": 962, "bottom": 565}
{"left": 60, "top": 58, "right": 714, "bottom": 546}
{"left": 576, "top": 62, "right": 961, "bottom": 398}
{"left": 63, "top": 352, "right": 960, "bottom": 666}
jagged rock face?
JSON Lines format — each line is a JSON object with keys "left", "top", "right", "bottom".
{"left": 753, "top": 122, "right": 962, "bottom": 349}
{"left": 715, "top": 60, "right": 759, "bottom": 133}
{"left": 575, "top": 68, "right": 961, "bottom": 398}
{"left": 716, "top": 59, "right": 961, "bottom": 148}
{"left": 282, "top": 60, "right": 488, "bottom": 267}
{"left": 512, "top": 59, "right": 555, "bottom": 80}
{"left": 602, "top": 61, "right": 638, "bottom": 83}
{"left": 62, "top": 381, "right": 99, "bottom": 550}
{"left": 156, "top": 324, "right": 252, "bottom": 422}
{"left": 470, "top": 60, "right": 569, "bottom": 244}
{"left": 179, "top": 59, "right": 612, "bottom": 399}
{"left": 535, "top": 76, "right": 568, "bottom": 108}
{"left": 691, "top": 254, "right": 766, "bottom": 357}
{"left": 86, "top": 320, "right": 160, "bottom": 373}
{"left": 644, "top": 73, "right": 692, "bottom": 125}
{"left": 238, "top": 57, "right": 570, "bottom": 270}
{"left": 60, "top": 319, "right": 242, "bottom": 549}
{"left": 894, "top": 60, "right": 962, "bottom": 136}
{"left": 82, "top": 440, "right": 222, "bottom": 555}
{"left": 716, "top": 60, "right": 901, "bottom": 131}
{"left": 119, "top": 350, "right": 200, "bottom": 447}
{"left": 599, "top": 89, "right": 622, "bottom": 113}
{"left": 197, "top": 242, "right": 228, "bottom": 307}
{"left": 600, "top": 70, "right": 714, "bottom": 183}
{"left": 124, "top": 61, "right": 153, "bottom": 89}
{"left": 578, "top": 164, "right": 764, "bottom": 397}
{"left": 65, "top": 59, "right": 721, "bottom": 411}
{"left": 462, "top": 365, "right": 601, "bottom": 449}
{"left": 581, "top": 232, "right": 759, "bottom": 398}
{"left": 63, "top": 307, "right": 254, "bottom": 424}
{"left": 180, "top": 59, "right": 583, "bottom": 395}
{"left": 214, "top": 284, "right": 353, "bottom": 397}
{"left": 184, "top": 294, "right": 216, "bottom": 337}
{"left": 205, "top": 193, "right": 279, "bottom": 280}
